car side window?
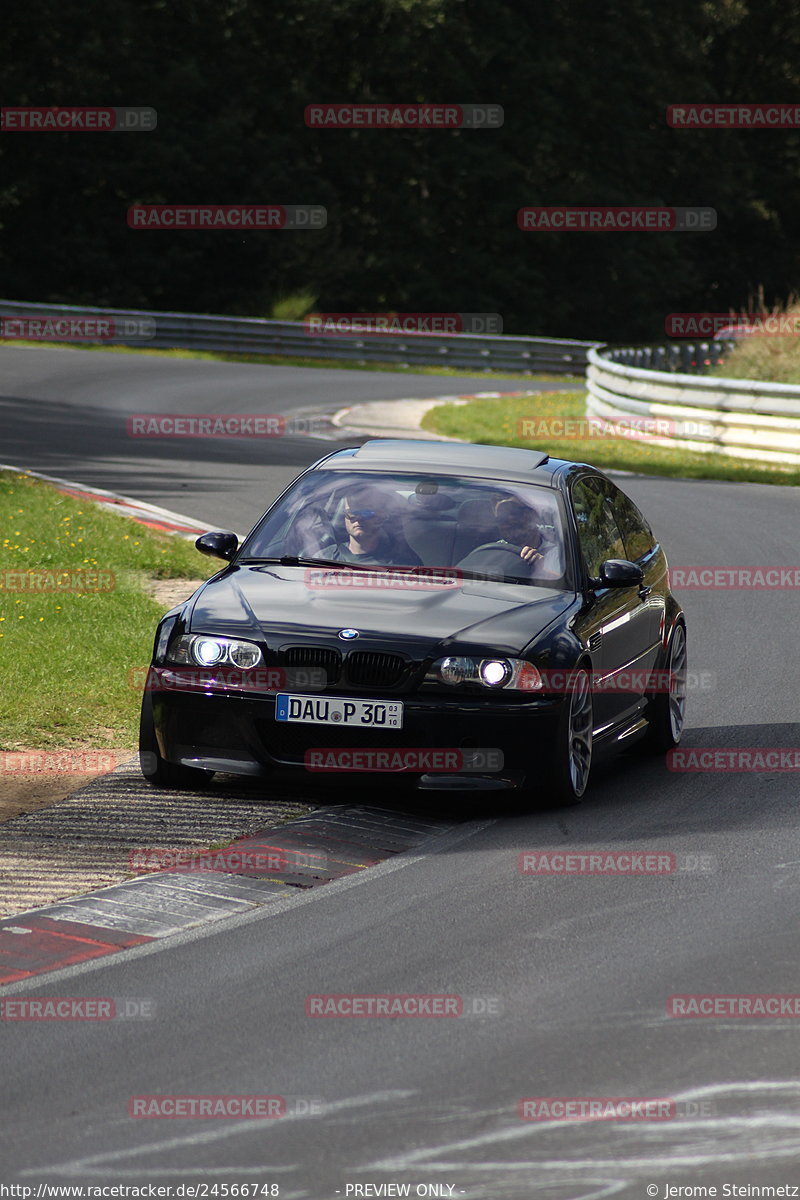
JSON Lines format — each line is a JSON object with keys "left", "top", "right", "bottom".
{"left": 571, "top": 477, "right": 627, "bottom": 578}
{"left": 604, "top": 481, "right": 656, "bottom": 562}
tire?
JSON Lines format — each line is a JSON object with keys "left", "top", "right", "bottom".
{"left": 642, "top": 621, "right": 687, "bottom": 753}
{"left": 138, "top": 693, "right": 215, "bottom": 790}
{"left": 547, "top": 665, "right": 594, "bottom": 805}
{"left": 517, "top": 666, "right": 593, "bottom": 809}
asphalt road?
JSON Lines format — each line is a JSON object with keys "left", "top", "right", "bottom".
{"left": 0, "top": 345, "right": 553, "bottom": 533}
{"left": 3, "top": 346, "right": 800, "bottom": 1198}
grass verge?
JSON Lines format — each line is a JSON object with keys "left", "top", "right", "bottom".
{"left": 0, "top": 339, "right": 580, "bottom": 385}
{"left": 713, "top": 336, "right": 800, "bottom": 384}
{"left": 0, "top": 470, "right": 213, "bottom": 749}
{"left": 708, "top": 299, "right": 800, "bottom": 384}
{"left": 420, "top": 390, "right": 800, "bottom": 486}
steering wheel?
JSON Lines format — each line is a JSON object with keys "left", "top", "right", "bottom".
{"left": 460, "top": 543, "right": 562, "bottom": 584}
{"left": 285, "top": 505, "right": 339, "bottom": 555}
{"left": 460, "top": 544, "right": 531, "bottom": 568}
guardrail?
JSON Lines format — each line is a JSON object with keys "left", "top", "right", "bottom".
{"left": 601, "top": 341, "right": 732, "bottom": 374}
{"left": 587, "top": 343, "right": 800, "bottom": 465}
{"left": 0, "top": 299, "right": 596, "bottom": 375}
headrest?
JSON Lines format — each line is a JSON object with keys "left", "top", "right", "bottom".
{"left": 407, "top": 493, "right": 458, "bottom": 512}
{"left": 457, "top": 498, "right": 497, "bottom": 525}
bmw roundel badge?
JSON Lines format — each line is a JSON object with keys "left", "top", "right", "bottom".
{"left": 338, "top": 628, "right": 359, "bottom": 641}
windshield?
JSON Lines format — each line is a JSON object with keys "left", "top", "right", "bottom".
{"left": 239, "top": 470, "right": 570, "bottom": 588}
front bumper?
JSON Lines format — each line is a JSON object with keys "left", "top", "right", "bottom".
{"left": 149, "top": 685, "right": 563, "bottom": 785}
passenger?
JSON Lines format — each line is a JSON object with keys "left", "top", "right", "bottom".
{"left": 336, "top": 487, "right": 421, "bottom": 566}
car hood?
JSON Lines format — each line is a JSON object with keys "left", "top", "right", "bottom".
{"left": 189, "top": 564, "right": 574, "bottom": 656}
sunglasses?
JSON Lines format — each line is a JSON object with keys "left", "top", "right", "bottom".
{"left": 344, "top": 509, "right": 379, "bottom": 521}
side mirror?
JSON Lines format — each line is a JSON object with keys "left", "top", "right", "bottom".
{"left": 195, "top": 531, "right": 239, "bottom": 562}
{"left": 595, "top": 558, "right": 643, "bottom": 588}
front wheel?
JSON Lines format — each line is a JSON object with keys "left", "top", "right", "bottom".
{"left": 550, "top": 666, "right": 594, "bottom": 805}
{"left": 139, "top": 693, "right": 215, "bottom": 790}
{"left": 643, "top": 621, "right": 687, "bottom": 753}
{"left": 520, "top": 666, "right": 593, "bottom": 808}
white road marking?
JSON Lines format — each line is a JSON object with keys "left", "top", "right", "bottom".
{"left": 358, "top": 1081, "right": 800, "bottom": 1174}
{"left": 20, "top": 1091, "right": 415, "bottom": 1177}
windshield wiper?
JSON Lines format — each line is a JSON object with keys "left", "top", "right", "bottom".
{"left": 240, "top": 556, "right": 543, "bottom": 583}
{"left": 454, "top": 569, "right": 533, "bottom": 585}
{"left": 240, "top": 555, "right": 390, "bottom": 572}
{"left": 240, "top": 557, "right": 555, "bottom": 587}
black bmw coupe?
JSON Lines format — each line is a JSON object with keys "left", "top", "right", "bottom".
{"left": 139, "top": 439, "right": 687, "bottom": 805}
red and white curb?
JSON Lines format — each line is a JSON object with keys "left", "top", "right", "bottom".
{"left": 331, "top": 389, "right": 557, "bottom": 440}
{"left": 0, "top": 808, "right": 454, "bottom": 987}
{"left": 0, "top": 442, "right": 477, "bottom": 987}
{"left": 0, "top": 462, "right": 226, "bottom": 539}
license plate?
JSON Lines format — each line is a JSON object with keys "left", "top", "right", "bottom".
{"left": 275, "top": 693, "right": 404, "bottom": 729}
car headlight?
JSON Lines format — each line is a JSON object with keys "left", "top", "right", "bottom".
{"left": 439, "top": 656, "right": 475, "bottom": 685}
{"left": 194, "top": 637, "right": 226, "bottom": 667}
{"left": 166, "top": 634, "right": 263, "bottom": 670}
{"left": 229, "top": 642, "right": 262, "bottom": 669}
{"left": 479, "top": 659, "right": 513, "bottom": 688}
{"left": 432, "top": 656, "right": 542, "bottom": 691}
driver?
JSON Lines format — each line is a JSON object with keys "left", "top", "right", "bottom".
{"left": 456, "top": 496, "right": 561, "bottom": 580}
{"left": 335, "top": 487, "right": 420, "bottom": 566}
